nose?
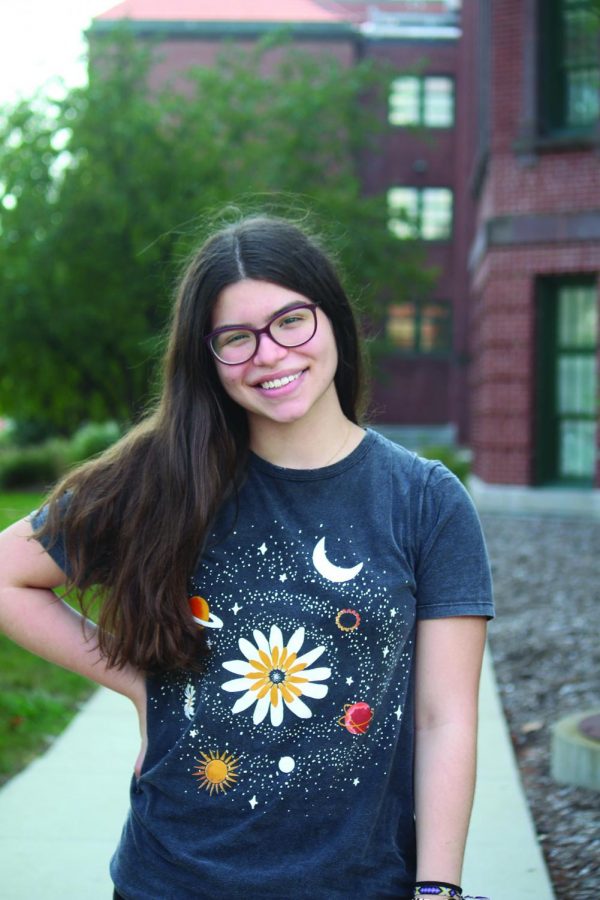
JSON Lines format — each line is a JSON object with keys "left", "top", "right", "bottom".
{"left": 252, "top": 332, "right": 288, "bottom": 366}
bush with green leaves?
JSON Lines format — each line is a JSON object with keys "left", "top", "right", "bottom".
{"left": 418, "top": 445, "right": 471, "bottom": 485}
{"left": 68, "top": 420, "right": 122, "bottom": 464}
{"left": 0, "top": 420, "right": 123, "bottom": 488}
{"left": 0, "top": 439, "right": 69, "bottom": 490}
{"left": 0, "top": 418, "right": 14, "bottom": 448}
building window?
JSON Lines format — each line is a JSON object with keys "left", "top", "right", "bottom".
{"left": 389, "top": 76, "right": 454, "bottom": 127}
{"left": 386, "top": 300, "right": 452, "bottom": 355}
{"left": 536, "top": 279, "right": 598, "bottom": 484}
{"left": 387, "top": 187, "right": 453, "bottom": 240}
{"left": 540, "top": 0, "right": 600, "bottom": 133}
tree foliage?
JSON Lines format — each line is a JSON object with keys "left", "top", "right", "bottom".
{"left": 0, "top": 31, "right": 432, "bottom": 431}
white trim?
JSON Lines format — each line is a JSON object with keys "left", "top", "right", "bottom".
{"left": 469, "top": 474, "right": 600, "bottom": 519}
{"left": 360, "top": 23, "right": 460, "bottom": 39}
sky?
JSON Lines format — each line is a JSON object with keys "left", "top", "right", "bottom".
{"left": 0, "top": 0, "right": 111, "bottom": 105}
{"left": 0, "top": 1, "right": 465, "bottom": 105}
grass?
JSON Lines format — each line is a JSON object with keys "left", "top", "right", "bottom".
{"left": 0, "top": 492, "right": 95, "bottom": 786}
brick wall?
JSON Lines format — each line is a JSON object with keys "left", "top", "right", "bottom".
{"left": 470, "top": 246, "right": 600, "bottom": 485}
{"left": 141, "top": 36, "right": 357, "bottom": 94}
{"left": 363, "top": 39, "right": 467, "bottom": 430}
{"left": 465, "top": 0, "right": 600, "bottom": 486}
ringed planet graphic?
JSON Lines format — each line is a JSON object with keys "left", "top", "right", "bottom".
{"left": 338, "top": 702, "right": 374, "bottom": 735}
{"left": 189, "top": 595, "right": 224, "bottom": 629}
{"left": 312, "top": 538, "right": 364, "bottom": 583}
{"left": 193, "top": 750, "right": 240, "bottom": 795}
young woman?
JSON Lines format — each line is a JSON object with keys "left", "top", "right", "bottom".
{"left": 0, "top": 215, "right": 493, "bottom": 900}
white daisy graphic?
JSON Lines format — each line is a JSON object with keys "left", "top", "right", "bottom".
{"left": 183, "top": 683, "right": 196, "bottom": 720}
{"left": 221, "top": 625, "right": 331, "bottom": 727}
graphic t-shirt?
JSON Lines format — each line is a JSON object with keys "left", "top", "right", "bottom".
{"left": 34, "top": 430, "right": 494, "bottom": 900}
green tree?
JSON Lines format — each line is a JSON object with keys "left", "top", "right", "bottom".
{"left": 0, "top": 32, "right": 432, "bottom": 431}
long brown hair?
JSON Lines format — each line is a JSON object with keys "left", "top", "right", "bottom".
{"left": 35, "top": 215, "right": 366, "bottom": 672}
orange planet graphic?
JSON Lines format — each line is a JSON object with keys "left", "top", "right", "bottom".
{"left": 189, "top": 595, "right": 224, "bottom": 630}
{"left": 337, "top": 702, "right": 373, "bottom": 735}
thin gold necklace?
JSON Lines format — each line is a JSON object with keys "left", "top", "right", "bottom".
{"left": 322, "top": 422, "right": 352, "bottom": 467}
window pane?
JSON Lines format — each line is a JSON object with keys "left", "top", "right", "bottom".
{"left": 559, "top": 420, "right": 596, "bottom": 479}
{"left": 387, "top": 303, "right": 417, "bottom": 350}
{"left": 566, "top": 68, "right": 600, "bottom": 127}
{"left": 420, "top": 302, "right": 452, "bottom": 352}
{"left": 564, "top": 9, "right": 598, "bottom": 65}
{"left": 389, "top": 77, "right": 420, "bottom": 126}
{"left": 386, "top": 300, "right": 451, "bottom": 354}
{"left": 387, "top": 187, "right": 419, "bottom": 238}
{"left": 424, "top": 77, "right": 454, "bottom": 127}
{"left": 562, "top": 4, "right": 600, "bottom": 127}
{"left": 557, "top": 356, "right": 596, "bottom": 414}
{"left": 421, "top": 188, "right": 453, "bottom": 239}
{"left": 558, "top": 285, "right": 597, "bottom": 348}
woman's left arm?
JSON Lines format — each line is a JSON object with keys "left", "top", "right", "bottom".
{"left": 414, "top": 614, "right": 487, "bottom": 885}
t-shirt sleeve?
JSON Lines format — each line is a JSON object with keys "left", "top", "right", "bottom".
{"left": 29, "top": 501, "right": 71, "bottom": 580}
{"left": 414, "top": 464, "right": 494, "bottom": 620}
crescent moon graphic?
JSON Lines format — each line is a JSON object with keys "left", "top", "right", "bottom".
{"left": 312, "top": 537, "right": 363, "bottom": 583}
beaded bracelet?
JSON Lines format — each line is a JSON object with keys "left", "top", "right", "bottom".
{"left": 413, "top": 882, "right": 490, "bottom": 900}
{"left": 414, "top": 883, "right": 462, "bottom": 898}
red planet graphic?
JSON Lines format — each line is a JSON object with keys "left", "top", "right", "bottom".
{"left": 338, "top": 702, "right": 374, "bottom": 735}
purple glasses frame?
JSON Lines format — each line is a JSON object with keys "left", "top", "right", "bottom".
{"left": 204, "top": 303, "right": 318, "bottom": 365}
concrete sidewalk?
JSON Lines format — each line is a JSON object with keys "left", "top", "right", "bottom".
{"left": 0, "top": 649, "right": 555, "bottom": 899}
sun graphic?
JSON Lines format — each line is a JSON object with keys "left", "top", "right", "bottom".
{"left": 193, "top": 750, "right": 240, "bottom": 796}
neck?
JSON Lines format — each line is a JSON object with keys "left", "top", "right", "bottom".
{"left": 249, "top": 407, "right": 364, "bottom": 470}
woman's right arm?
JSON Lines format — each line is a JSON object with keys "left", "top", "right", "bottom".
{"left": 0, "top": 516, "right": 147, "bottom": 765}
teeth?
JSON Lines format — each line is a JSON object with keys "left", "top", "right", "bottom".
{"left": 260, "top": 372, "right": 302, "bottom": 390}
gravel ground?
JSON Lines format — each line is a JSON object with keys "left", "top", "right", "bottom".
{"left": 481, "top": 513, "right": 600, "bottom": 900}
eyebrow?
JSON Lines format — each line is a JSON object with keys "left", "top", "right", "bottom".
{"left": 214, "top": 301, "right": 310, "bottom": 331}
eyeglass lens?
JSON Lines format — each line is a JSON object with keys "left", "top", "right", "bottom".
{"left": 211, "top": 306, "right": 316, "bottom": 364}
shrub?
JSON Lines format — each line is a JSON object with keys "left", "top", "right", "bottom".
{"left": 418, "top": 444, "right": 471, "bottom": 485}
{"left": 68, "top": 421, "right": 122, "bottom": 464}
{"left": 0, "top": 422, "right": 123, "bottom": 489}
{"left": 10, "top": 419, "right": 60, "bottom": 447}
{"left": 0, "top": 418, "right": 15, "bottom": 449}
{"left": 0, "top": 440, "right": 69, "bottom": 490}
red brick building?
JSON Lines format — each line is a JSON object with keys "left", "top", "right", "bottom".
{"left": 90, "top": 0, "right": 467, "bottom": 442}
{"left": 463, "top": 1, "right": 600, "bottom": 487}
{"left": 90, "top": 1, "right": 600, "bottom": 487}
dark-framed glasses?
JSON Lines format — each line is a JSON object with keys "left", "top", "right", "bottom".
{"left": 205, "top": 303, "right": 318, "bottom": 365}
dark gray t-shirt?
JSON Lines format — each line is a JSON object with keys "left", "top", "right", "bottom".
{"left": 35, "top": 429, "right": 494, "bottom": 899}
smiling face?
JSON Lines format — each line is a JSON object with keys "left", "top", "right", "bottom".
{"left": 210, "top": 279, "right": 340, "bottom": 434}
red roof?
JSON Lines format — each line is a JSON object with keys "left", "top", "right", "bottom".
{"left": 96, "top": 0, "right": 350, "bottom": 23}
